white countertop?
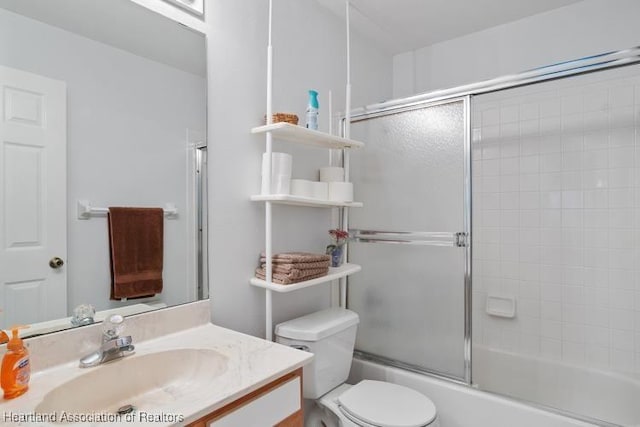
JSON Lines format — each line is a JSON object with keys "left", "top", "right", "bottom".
{"left": 2, "top": 323, "right": 313, "bottom": 426}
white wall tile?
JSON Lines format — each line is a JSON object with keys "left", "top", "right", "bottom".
{"left": 609, "top": 107, "right": 635, "bottom": 128}
{"left": 540, "top": 173, "right": 562, "bottom": 191}
{"left": 540, "top": 338, "right": 562, "bottom": 360}
{"left": 562, "top": 134, "right": 583, "bottom": 152}
{"left": 611, "top": 349, "right": 634, "bottom": 372}
{"left": 583, "top": 170, "right": 608, "bottom": 189}
{"left": 610, "top": 85, "right": 635, "bottom": 107}
{"left": 482, "top": 108, "right": 500, "bottom": 127}
{"left": 609, "top": 147, "right": 635, "bottom": 168}
{"left": 474, "top": 71, "right": 640, "bottom": 376}
{"left": 520, "top": 155, "right": 540, "bottom": 174}
{"left": 583, "top": 89, "right": 608, "bottom": 112}
{"left": 541, "top": 210, "right": 562, "bottom": 228}
{"left": 561, "top": 95, "right": 583, "bottom": 115}
{"left": 586, "top": 344, "right": 610, "bottom": 368}
{"left": 540, "top": 99, "right": 561, "bottom": 118}
{"left": 562, "top": 341, "right": 586, "bottom": 364}
{"left": 562, "top": 171, "right": 582, "bottom": 190}
{"left": 609, "top": 168, "right": 634, "bottom": 188}
{"left": 584, "top": 110, "right": 608, "bottom": 132}
{"left": 584, "top": 130, "right": 609, "bottom": 151}
{"left": 583, "top": 148, "right": 609, "bottom": 169}
{"left": 609, "top": 127, "right": 635, "bottom": 147}
{"left": 520, "top": 136, "right": 539, "bottom": 155}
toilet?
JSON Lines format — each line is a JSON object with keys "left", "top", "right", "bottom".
{"left": 275, "top": 308, "right": 440, "bottom": 427}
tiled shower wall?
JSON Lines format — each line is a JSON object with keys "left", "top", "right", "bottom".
{"left": 472, "top": 64, "right": 640, "bottom": 374}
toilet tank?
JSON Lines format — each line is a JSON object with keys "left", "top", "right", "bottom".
{"left": 275, "top": 308, "right": 359, "bottom": 399}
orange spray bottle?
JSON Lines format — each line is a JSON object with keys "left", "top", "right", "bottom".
{"left": 1, "top": 325, "right": 30, "bottom": 399}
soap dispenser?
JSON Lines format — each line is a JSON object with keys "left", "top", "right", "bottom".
{"left": 1, "top": 325, "right": 30, "bottom": 399}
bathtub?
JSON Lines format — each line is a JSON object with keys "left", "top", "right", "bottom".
{"left": 473, "top": 345, "right": 640, "bottom": 426}
{"left": 348, "top": 355, "right": 603, "bottom": 427}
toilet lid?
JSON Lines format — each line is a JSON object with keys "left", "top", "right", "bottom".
{"left": 337, "top": 380, "right": 437, "bottom": 427}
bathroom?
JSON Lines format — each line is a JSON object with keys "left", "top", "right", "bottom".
{"left": 1, "top": 0, "right": 640, "bottom": 426}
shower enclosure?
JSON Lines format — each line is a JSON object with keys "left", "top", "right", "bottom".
{"left": 346, "top": 48, "right": 640, "bottom": 427}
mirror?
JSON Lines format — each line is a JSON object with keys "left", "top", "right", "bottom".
{"left": 0, "top": 0, "right": 207, "bottom": 337}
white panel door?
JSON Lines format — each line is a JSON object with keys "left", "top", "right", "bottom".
{"left": 0, "top": 65, "right": 67, "bottom": 329}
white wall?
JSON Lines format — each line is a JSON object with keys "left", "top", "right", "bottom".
{"left": 0, "top": 8, "right": 206, "bottom": 312}
{"left": 393, "top": 0, "right": 640, "bottom": 98}
{"left": 206, "top": 0, "right": 392, "bottom": 337}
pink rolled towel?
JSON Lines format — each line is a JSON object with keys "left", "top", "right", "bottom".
{"left": 255, "top": 268, "right": 329, "bottom": 285}
{"left": 260, "top": 252, "right": 330, "bottom": 264}
{"left": 260, "top": 261, "right": 330, "bottom": 272}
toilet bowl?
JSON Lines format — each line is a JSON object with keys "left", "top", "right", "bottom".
{"left": 275, "top": 308, "right": 440, "bottom": 427}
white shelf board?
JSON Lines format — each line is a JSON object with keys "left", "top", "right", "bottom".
{"left": 250, "top": 263, "right": 362, "bottom": 293}
{"left": 251, "top": 194, "right": 363, "bottom": 208}
{"left": 251, "top": 122, "right": 364, "bottom": 149}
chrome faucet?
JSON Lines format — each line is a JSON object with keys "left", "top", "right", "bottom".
{"left": 79, "top": 314, "right": 135, "bottom": 368}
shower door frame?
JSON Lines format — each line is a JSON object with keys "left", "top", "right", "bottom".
{"left": 342, "top": 46, "right": 640, "bottom": 427}
{"left": 344, "top": 96, "right": 473, "bottom": 385}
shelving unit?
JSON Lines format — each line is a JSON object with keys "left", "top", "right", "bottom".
{"left": 250, "top": 194, "right": 363, "bottom": 208}
{"left": 255, "top": 0, "right": 360, "bottom": 341}
{"left": 251, "top": 122, "right": 364, "bottom": 149}
{"left": 250, "top": 263, "right": 362, "bottom": 293}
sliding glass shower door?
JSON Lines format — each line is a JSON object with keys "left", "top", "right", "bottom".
{"left": 347, "top": 98, "right": 470, "bottom": 381}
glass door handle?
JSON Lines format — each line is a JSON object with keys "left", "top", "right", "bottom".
{"left": 349, "top": 229, "right": 468, "bottom": 247}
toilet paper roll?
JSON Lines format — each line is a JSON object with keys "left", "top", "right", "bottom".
{"left": 319, "top": 167, "right": 345, "bottom": 182}
{"left": 328, "top": 182, "right": 354, "bottom": 202}
{"left": 262, "top": 152, "right": 292, "bottom": 177}
{"left": 310, "top": 181, "right": 329, "bottom": 200}
{"left": 261, "top": 152, "right": 292, "bottom": 194}
{"left": 290, "top": 179, "right": 313, "bottom": 198}
{"left": 262, "top": 174, "right": 291, "bottom": 195}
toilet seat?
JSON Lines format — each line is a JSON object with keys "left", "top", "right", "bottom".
{"left": 336, "top": 380, "right": 437, "bottom": 427}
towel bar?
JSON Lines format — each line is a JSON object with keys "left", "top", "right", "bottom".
{"left": 349, "top": 229, "right": 467, "bottom": 247}
{"left": 77, "top": 200, "right": 178, "bottom": 220}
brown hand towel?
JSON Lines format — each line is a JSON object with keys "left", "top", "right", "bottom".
{"left": 108, "top": 207, "right": 163, "bottom": 300}
{"left": 256, "top": 266, "right": 329, "bottom": 281}
{"left": 259, "top": 252, "right": 331, "bottom": 264}
{"left": 260, "top": 260, "right": 331, "bottom": 272}
{"left": 255, "top": 268, "right": 329, "bottom": 285}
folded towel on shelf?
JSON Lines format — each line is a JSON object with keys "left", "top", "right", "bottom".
{"left": 259, "top": 252, "right": 331, "bottom": 264}
{"left": 258, "top": 265, "right": 329, "bottom": 280}
{"left": 255, "top": 267, "right": 329, "bottom": 285}
{"left": 259, "top": 260, "right": 330, "bottom": 272}
{"left": 108, "top": 207, "right": 164, "bottom": 300}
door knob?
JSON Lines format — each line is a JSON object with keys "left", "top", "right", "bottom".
{"left": 49, "top": 257, "right": 64, "bottom": 269}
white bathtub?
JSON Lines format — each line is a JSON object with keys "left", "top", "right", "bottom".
{"left": 348, "top": 356, "right": 601, "bottom": 427}
{"left": 473, "top": 345, "right": 640, "bottom": 426}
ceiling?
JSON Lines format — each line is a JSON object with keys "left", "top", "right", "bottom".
{"left": 316, "top": 0, "right": 584, "bottom": 54}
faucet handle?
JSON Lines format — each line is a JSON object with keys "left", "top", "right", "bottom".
{"left": 71, "top": 304, "right": 95, "bottom": 327}
{"left": 102, "top": 314, "right": 125, "bottom": 341}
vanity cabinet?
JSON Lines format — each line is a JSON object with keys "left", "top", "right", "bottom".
{"left": 187, "top": 368, "right": 303, "bottom": 427}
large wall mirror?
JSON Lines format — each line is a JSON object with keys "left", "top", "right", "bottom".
{"left": 0, "top": 0, "right": 207, "bottom": 337}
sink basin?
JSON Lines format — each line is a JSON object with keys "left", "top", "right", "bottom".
{"left": 35, "top": 348, "right": 228, "bottom": 419}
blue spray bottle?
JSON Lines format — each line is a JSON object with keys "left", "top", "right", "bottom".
{"left": 306, "top": 90, "right": 319, "bottom": 130}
